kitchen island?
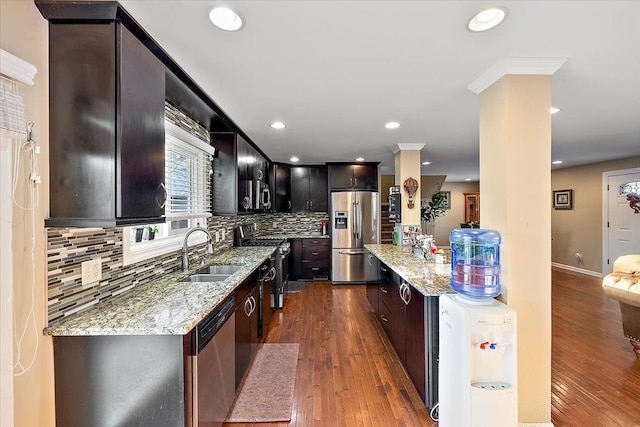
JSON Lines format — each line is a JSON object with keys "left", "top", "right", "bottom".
{"left": 365, "top": 243, "right": 453, "bottom": 409}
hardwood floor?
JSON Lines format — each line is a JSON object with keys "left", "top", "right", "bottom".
{"left": 225, "top": 270, "right": 640, "bottom": 426}
{"left": 551, "top": 268, "right": 640, "bottom": 426}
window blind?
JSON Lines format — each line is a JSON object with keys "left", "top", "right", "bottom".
{"left": 164, "top": 120, "right": 214, "bottom": 219}
{"left": 0, "top": 75, "right": 26, "bottom": 134}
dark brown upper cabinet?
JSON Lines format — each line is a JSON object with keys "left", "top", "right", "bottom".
{"left": 270, "top": 163, "right": 292, "bottom": 213}
{"left": 291, "top": 166, "right": 328, "bottom": 212}
{"left": 43, "top": 19, "right": 166, "bottom": 227}
{"left": 328, "top": 163, "right": 379, "bottom": 191}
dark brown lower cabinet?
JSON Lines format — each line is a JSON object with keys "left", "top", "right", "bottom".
{"left": 235, "top": 275, "right": 260, "bottom": 387}
{"left": 367, "top": 259, "right": 439, "bottom": 409}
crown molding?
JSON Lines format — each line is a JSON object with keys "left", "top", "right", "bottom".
{"left": 468, "top": 57, "right": 567, "bottom": 94}
{"left": 392, "top": 143, "right": 425, "bottom": 153}
{"left": 0, "top": 49, "right": 37, "bottom": 86}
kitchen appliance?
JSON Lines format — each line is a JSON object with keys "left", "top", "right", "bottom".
{"left": 240, "top": 179, "right": 271, "bottom": 211}
{"left": 234, "top": 224, "right": 290, "bottom": 310}
{"left": 331, "top": 191, "right": 379, "bottom": 283}
{"left": 439, "top": 294, "right": 518, "bottom": 427}
{"left": 439, "top": 228, "right": 517, "bottom": 427}
{"left": 186, "top": 294, "right": 236, "bottom": 427}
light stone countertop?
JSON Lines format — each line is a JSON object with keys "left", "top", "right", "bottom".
{"left": 44, "top": 246, "right": 276, "bottom": 337}
{"left": 366, "top": 244, "right": 454, "bottom": 297}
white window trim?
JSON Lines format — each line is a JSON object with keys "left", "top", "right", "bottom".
{"left": 122, "top": 221, "right": 208, "bottom": 266}
{"left": 123, "top": 120, "right": 214, "bottom": 266}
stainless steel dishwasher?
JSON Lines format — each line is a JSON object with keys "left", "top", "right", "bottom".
{"left": 186, "top": 295, "right": 236, "bottom": 427}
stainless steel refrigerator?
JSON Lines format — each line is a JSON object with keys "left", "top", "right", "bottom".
{"left": 331, "top": 191, "right": 380, "bottom": 283}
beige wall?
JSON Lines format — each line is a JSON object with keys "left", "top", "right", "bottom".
{"left": 394, "top": 148, "right": 422, "bottom": 224}
{"left": 551, "top": 155, "right": 640, "bottom": 274}
{"left": 1, "top": 1, "right": 55, "bottom": 426}
{"left": 432, "top": 182, "right": 480, "bottom": 246}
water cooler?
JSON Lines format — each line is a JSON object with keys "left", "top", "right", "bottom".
{"left": 438, "top": 229, "right": 518, "bottom": 427}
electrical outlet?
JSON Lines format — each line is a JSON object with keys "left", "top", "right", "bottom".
{"left": 81, "top": 258, "right": 102, "bottom": 285}
{"left": 575, "top": 252, "right": 583, "bottom": 262}
{"left": 221, "top": 229, "right": 226, "bottom": 241}
{"left": 215, "top": 230, "right": 221, "bottom": 243}
{"left": 273, "top": 222, "right": 278, "bottom": 228}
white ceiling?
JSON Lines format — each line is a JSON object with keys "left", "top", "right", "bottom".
{"left": 119, "top": 0, "right": 640, "bottom": 182}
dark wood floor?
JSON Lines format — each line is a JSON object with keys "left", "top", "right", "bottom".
{"left": 225, "top": 269, "right": 640, "bottom": 426}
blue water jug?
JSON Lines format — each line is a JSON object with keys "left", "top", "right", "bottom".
{"left": 449, "top": 228, "right": 501, "bottom": 299}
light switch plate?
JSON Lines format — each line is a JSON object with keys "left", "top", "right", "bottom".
{"left": 81, "top": 258, "right": 102, "bottom": 285}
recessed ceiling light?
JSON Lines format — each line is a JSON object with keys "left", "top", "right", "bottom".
{"left": 385, "top": 122, "right": 400, "bottom": 129}
{"left": 208, "top": 6, "right": 244, "bottom": 31}
{"left": 552, "top": 160, "right": 563, "bottom": 165}
{"left": 355, "top": 157, "right": 365, "bottom": 162}
{"left": 550, "top": 107, "right": 561, "bottom": 114}
{"left": 422, "top": 161, "right": 431, "bottom": 165}
{"left": 465, "top": 178, "right": 472, "bottom": 181}
{"left": 467, "top": 6, "right": 509, "bottom": 32}
{"left": 270, "top": 121, "right": 285, "bottom": 129}
{"left": 290, "top": 156, "right": 299, "bottom": 163}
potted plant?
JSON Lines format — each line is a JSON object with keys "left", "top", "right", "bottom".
{"left": 134, "top": 227, "right": 144, "bottom": 242}
{"left": 421, "top": 191, "right": 449, "bottom": 234}
{"left": 148, "top": 225, "right": 159, "bottom": 240}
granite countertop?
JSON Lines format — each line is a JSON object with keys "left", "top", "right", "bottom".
{"left": 44, "top": 246, "right": 276, "bottom": 337}
{"left": 366, "top": 244, "right": 454, "bottom": 297}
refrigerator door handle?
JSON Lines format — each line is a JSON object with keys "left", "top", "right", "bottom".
{"left": 338, "top": 250, "right": 367, "bottom": 255}
{"left": 352, "top": 200, "right": 358, "bottom": 240}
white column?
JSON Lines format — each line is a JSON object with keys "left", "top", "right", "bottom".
{"left": 393, "top": 143, "right": 424, "bottom": 227}
{"left": 469, "top": 58, "right": 565, "bottom": 424}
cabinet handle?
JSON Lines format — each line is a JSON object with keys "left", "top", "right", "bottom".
{"left": 158, "top": 183, "right": 168, "bottom": 209}
{"left": 380, "top": 266, "right": 388, "bottom": 273}
{"left": 311, "top": 267, "right": 320, "bottom": 271}
{"left": 380, "top": 314, "right": 388, "bottom": 322}
{"left": 381, "top": 287, "right": 388, "bottom": 294}
{"left": 244, "top": 299, "right": 251, "bottom": 317}
{"left": 310, "top": 200, "right": 313, "bottom": 209}
{"left": 350, "top": 177, "right": 353, "bottom": 187}
{"left": 269, "top": 267, "right": 277, "bottom": 280}
{"left": 311, "top": 251, "right": 319, "bottom": 256}
{"left": 288, "top": 200, "right": 292, "bottom": 210}
{"left": 354, "top": 177, "right": 358, "bottom": 187}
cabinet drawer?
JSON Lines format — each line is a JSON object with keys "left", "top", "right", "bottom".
{"left": 302, "top": 261, "right": 329, "bottom": 278}
{"left": 302, "top": 238, "right": 329, "bottom": 247}
{"left": 379, "top": 282, "right": 393, "bottom": 309}
{"left": 302, "top": 245, "right": 329, "bottom": 260}
{"left": 378, "top": 299, "right": 392, "bottom": 338}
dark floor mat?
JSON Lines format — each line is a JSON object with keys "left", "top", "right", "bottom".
{"left": 286, "top": 281, "right": 306, "bottom": 293}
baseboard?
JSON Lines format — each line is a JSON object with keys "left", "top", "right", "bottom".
{"left": 551, "top": 262, "right": 602, "bottom": 278}
{"left": 519, "top": 423, "right": 554, "bottom": 427}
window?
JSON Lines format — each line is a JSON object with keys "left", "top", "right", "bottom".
{"left": 123, "top": 120, "right": 214, "bottom": 265}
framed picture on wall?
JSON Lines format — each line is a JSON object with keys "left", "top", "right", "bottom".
{"left": 442, "top": 191, "right": 451, "bottom": 209}
{"left": 553, "top": 189, "right": 573, "bottom": 210}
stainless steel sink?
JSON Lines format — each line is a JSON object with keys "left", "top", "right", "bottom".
{"left": 181, "top": 274, "right": 230, "bottom": 283}
{"left": 196, "top": 264, "right": 244, "bottom": 275}
{"left": 181, "top": 264, "right": 244, "bottom": 283}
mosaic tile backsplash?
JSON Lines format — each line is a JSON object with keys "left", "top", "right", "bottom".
{"left": 47, "top": 212, "right": 328, "bottom": 323}
{"left": 46, "top": 100, "right": 332, "bottom": 324}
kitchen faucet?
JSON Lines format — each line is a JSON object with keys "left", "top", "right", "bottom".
{"left": 183, "top": 226, "right": 214, "bottom": 271}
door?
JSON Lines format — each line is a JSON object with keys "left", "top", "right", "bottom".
{"left": 605, "top": 169, "right": 640, "bottom": 274}
{"left": 331, "top": 192, "right": 356, "bottom": 249}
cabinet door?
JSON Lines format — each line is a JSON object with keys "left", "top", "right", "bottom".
{"left": 352, "top": 164, "right": 378, "bottom": 191}
{"left": 49, "top": 23, "right": 117, "bottom": 222}
{"left": 274, "top": 164, "right": 291, "bottom": 212}
{"left": 291, "top": 167, "right": 310, "bottom": 212}
{"left": 464, "top": 192, "right": 480, "bottom": 223}
{"left": 211, "top": 133, "right": 237, "bottom": 214}
{"left": 308, "top": 167, "right": 328, "bottom": 211}
{"left": 405, "top": 285, "right": 426, "bottom": 403}
{"left": 366, "top": 283, "right": 379, "bottom": 316}
{"left": 118, "top": 23, "right": 165, "bottom": 219}
{"left": 237, "top": 136, "right": 252, "bottom": 212}
{"left": 391, "top": 279, "right": 407, "bottom": 364}
{"left": 328, "top": 164, "right": 354, "bottom": 190}
{"left": 290, "top": 238, "right": 304, "bottom": 280}
{"left": 235, "top": 291, "right": 252, "bottom": 387}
